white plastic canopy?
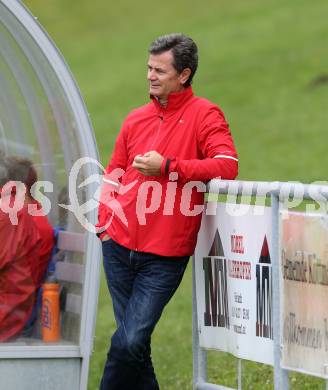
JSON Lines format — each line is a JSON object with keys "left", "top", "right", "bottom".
{"left": 0, "top": 1, "right": 101, "bottom": 389}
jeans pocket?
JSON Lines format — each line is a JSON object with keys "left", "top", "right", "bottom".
{"left": 102, "top": 238, "right": 113, "bottom": 255}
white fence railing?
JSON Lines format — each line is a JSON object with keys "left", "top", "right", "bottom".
{"left": 192, "top": 179, "right": 328, "bottom": 390}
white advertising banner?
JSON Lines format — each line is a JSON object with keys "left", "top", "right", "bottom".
{"left": 194, "top": 202, "right": 274, "bottom": 365}
{"left": 280, "top": 211, "right": 328, "bottom": 378}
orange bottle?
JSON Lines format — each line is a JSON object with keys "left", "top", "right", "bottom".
{"left": 41, "top": 282, "right": 60, "bottom": 342}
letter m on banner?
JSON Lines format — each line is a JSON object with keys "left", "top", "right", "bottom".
{"left": 203, "top": 230, "right": 230, "bottom": 329}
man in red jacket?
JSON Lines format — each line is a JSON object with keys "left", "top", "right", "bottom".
{"left": 0, "top": 155, "right": 41, "bottom": 341}
{"left": 97, "top": 33, "right": 238, "bottom": 390}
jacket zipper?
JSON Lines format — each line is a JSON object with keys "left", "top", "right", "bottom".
{"left": 149, "top": 112, "right": 164, "bottom": 150}
{"left": 134, "top": 113, "right": 164, "bottom": 251}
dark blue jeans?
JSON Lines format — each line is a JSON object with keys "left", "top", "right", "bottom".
{"left": 100, "top": 239, "right": 189, "bottom": 390}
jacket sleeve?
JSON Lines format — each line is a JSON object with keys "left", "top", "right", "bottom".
{"left": 0, "top": 207, "right": 40, "bottom": 272}
{"left": 164, "top": 105, "right": 238, "bottom": 182}
{"left": 96, "top": 119, "right": 129, "bottom": 236}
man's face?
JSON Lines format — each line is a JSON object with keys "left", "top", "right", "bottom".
{"left": 147, "top": 50, "right": 185, "bottom": 101}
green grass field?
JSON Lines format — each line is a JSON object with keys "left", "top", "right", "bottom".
{"left": 24, "top": 0, "right": 328, "bottom": 388}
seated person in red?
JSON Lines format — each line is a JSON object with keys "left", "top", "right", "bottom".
{"left": 0, "top": 155, "right": 41, "bottom": 341}
{"left": 7, "top": 156, "right": 54, "bottom": 290}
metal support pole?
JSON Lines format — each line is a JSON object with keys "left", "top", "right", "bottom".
{"left": 192, "top": 255, "right": 207, "bottom": 389}
{"left": 271, "top": 194, "right": 289, "bottom": 390}
{"left": 237, "top": 359, "right": 242, "bottom": 390}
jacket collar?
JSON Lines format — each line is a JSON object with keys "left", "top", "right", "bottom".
{"left": 151, "top": 86, "right": 194, "bottom": 114}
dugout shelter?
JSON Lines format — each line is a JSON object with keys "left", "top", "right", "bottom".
{"left": 0, "top": 1, "right": 101, "bottom": 389}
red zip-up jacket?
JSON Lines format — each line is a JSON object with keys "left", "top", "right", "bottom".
{"left": 0, "top": 202, "right": 41, "bottom": 341}
{"left": 97, "top": 87, "right": 238, "bottom": 256}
